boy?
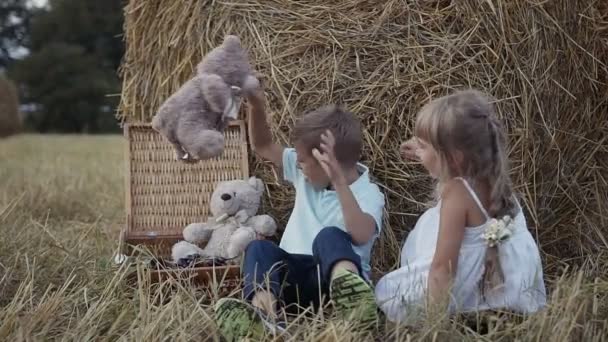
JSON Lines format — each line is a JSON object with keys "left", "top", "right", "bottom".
{"left": 214, "top": 84, "right": 385, "bottom": 340}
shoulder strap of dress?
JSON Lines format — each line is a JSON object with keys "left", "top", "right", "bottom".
{"left": 455, "top": 177, "right": 490, "bottom": 220}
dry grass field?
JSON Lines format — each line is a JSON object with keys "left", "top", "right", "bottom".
{"left": 0, "top": 134, "right": 606, "bottom": 341}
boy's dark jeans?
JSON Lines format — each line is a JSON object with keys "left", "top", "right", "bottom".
{"left": 242, "top": 226, "right": 363, "bottom": 312}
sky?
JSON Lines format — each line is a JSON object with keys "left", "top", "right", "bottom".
{"left": 7, "top": 0, "right": 50, "bottom": 58}
{"left": 29, "top": 0, "right": 48, "bottom": 7}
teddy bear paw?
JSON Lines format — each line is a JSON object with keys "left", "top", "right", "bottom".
{"left": 178, "top": 152, "right": 198, "bottom": 163}
{"left": 229, "top": 85, "right": 242, "bottom": 97}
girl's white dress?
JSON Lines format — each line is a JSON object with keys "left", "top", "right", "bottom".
{"left": 375, "top": 178, "right": 546, "bottom": 323}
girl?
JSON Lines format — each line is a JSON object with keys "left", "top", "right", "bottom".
{"left": 375, "top": 90, "right": 546, "bottom": 323}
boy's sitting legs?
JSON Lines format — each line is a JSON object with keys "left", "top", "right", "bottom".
{"left": 312, "top": 226, "right": 378, "bottom": 327}
{"left": 312, "top": 226, "right": 362, "bottom": 281}
{"left": 244, "top": 240, "right": 323, "bottom": 316}
{"left": 215, "top": 240, "right": 322, "bottom": 340}
{"left": 214, "top": 228, "right": 377, "bottom": 340}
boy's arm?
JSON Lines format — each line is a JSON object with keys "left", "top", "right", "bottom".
{"left": 312, "top": 130, "right": 380, "bottom": 245}
{"left": 333, "top": 183, "right": 377, "bottom": 245}
{"left": 246, "top": 89, "right": 284, "bottom": 168}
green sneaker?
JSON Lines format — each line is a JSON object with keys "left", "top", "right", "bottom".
{"left": 330, "top": 268, "right": 378, "bottom": 329}
{"left": 214, "top": 298, "right": 289, "bottom": 341}
{"left": 214, "top": 298, "right": 265, "bottom": 341}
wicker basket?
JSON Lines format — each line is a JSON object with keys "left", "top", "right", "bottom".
{"left": 120, "top": 120, "right": 249, "bottom": 291}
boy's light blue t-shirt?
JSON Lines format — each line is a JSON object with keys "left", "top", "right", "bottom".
{"left": 279, "top": 148, "right": 385, "bottom": 279}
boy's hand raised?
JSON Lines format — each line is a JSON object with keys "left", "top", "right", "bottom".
{"left": 312, "top": 130, "right": 347, "bottom": 187}
{"left": 244, "top": 71, "right": 284, "bottom": 168}
{"left": 314, "top": 130, "right": 376, "bottom": 245}
{"left": 244, "top": 79, "right": 264, "bottom": 105}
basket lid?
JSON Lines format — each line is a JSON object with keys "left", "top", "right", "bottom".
{"left": 123, "top": 120, "right": 249, "bottom": 241}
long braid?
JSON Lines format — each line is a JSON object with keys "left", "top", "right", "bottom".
{"left": 480, "top": 115, "right": 513, "bottom": 299}
{"left": 488, "top": 116, "right": 515, "bottom": 218}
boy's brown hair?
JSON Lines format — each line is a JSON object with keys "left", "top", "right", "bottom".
{"left": 293, "top": 105, "right": 362, "bottom": 167}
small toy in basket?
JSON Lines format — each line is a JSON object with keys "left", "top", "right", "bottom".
{"left": 172, "top": 176, "right": 277, "bottom": 266}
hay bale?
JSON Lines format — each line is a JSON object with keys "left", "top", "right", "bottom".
{"left": 117, "top": 0, "right": 608, "bottom": 274}
{"left": 0, "top": 76, "right": 21, "bottom": 138}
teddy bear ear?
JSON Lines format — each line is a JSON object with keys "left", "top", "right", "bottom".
{"left": 223, "top": 35, "right": 241, "bottom": 47}
{"left": 248, "top": 176, "right": 264, "bottom": 192}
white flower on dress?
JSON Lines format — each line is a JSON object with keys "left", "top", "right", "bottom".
{"left": 482, "top": 215, "right": 515, "bottom": 247}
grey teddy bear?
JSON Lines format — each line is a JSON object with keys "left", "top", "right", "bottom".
{"left": 172, "top": 177, "right": 277, "bottom": 264}
{"left": 151, "top": 35, "right": 260, "bottom": 162}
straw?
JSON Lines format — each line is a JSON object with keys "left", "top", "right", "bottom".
{"left": 117, "top": 0, "right": 608, "bottom": 275}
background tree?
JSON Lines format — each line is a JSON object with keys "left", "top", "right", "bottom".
{"left": 5, "top": 0, "right": 124, "bottom": 133}
{"left": 0, "top": 75, "right": 21, "bottom": 137}
{"left": 0, "top": 0, "right": 33, "bottom": 69}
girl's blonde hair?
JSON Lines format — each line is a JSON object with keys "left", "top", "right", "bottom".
{"left": 415, "top": 89, "right": 518, "bottom": 296}
{"left": 415, "top": 89, "right": 517, "bottom": 217}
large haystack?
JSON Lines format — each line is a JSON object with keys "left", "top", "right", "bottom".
{"left": 0, "top": 76, "right": 21, "bottom": 138}
{"left": 118, "top": 0, "right": 608, "bottom": 275}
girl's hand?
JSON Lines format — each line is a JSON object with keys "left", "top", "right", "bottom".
{"left": 312, "top": 130, "right": 347, "bottom": 187}
{"left": 400, "top": 138, "right": 420, "bottom": 162}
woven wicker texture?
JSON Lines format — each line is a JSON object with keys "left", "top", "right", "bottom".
{"left": 125, "top": 121, "right": 249, "bottom": 237}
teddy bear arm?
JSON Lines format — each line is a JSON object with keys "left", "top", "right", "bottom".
{"left": 172, "top": 241, "right": 207, "bottom": 262}
{"left": 226, "top": 226, "right": 256, "bottom": 259}
{"left": 246, "top": 215, "right": 277, "bottom": 236}
{"left": 152, "top": 114, "right": 188, "bottom": 162}
{"left": 177, "top": 122, "right": 225, "bottom": 161}
{"left": 198, "top": 73, "right": 232, "bottom": 115}
{"left": 182, "top": 221, "right": 215, "bottom": 243}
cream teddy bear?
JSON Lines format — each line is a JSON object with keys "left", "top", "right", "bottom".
{"left": 172, "top": 177, "right": 277, "bottom": 265}
{"left": 151, "top": 35, "right": 259, "bottom": 162}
